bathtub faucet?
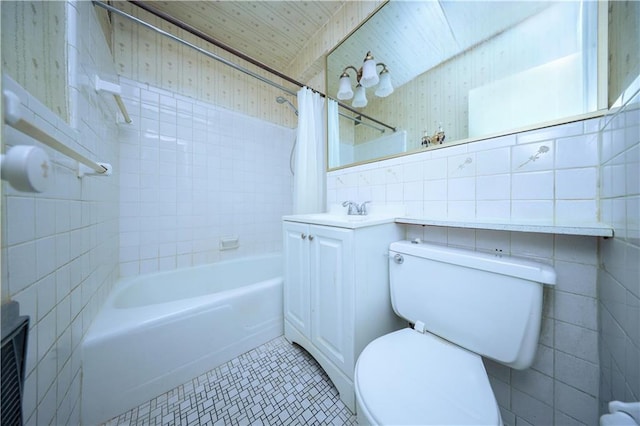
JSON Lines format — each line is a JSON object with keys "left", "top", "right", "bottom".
{"left": 342, "top": 200, "right": 371, "bottom": 215}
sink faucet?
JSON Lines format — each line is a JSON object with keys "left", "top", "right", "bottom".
{"left": 359, "top": 201, "right": 371, "bottom": 215}
{"left": 342, "top": 200, "right": 371, "bottom": 215}
{"left": 342, "top": 200, "right": 360, "bottom": 215}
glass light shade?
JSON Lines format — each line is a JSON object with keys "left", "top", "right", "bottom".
{"left": 360, "top": 58, "right": 379, "bottom": 88}
{"left": 374, "top": 71, "right": 394, "bottom": 97}
{"left": 352, "top": 84, "right": 368, "bottom": 108}
{"left": 337, "top": 75, "right": 353, "bottom": 101}
{"left": 337, "top": 75, "right": 354, "bottom": 100}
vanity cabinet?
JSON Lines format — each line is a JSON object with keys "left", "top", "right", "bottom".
{"left": 282, "top": 217, "right": 404, "bottom": 412}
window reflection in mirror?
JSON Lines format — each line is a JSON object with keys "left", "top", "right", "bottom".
{"left": 327, "top": 0, "right": 602, "bottom": 170}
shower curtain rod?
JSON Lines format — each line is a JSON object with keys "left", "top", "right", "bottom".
{"left": 339, "top": 112, "right": 385, "bottom": 133}
{"left": 92, "top": 1, "right": 396, "bottom": 133}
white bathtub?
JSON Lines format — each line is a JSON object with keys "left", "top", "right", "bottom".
{"left": 81, "top": 254, "right": 283, "bottom": 425}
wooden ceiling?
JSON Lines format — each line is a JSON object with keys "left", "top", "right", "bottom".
{"left": 126, "top": 1, "right": 552, "bottom": 95}
{"left": 139, "top": 1, "right": 347, "bottom": 73}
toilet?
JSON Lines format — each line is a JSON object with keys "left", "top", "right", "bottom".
{"left": 354, "top": 241, "right": 556, "bottom": 425}
{"left": 600, "top": 401, "right": 640, "bottom": 425}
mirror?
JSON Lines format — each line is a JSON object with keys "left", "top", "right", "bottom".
{"left": 327, "top": 0, "right": 601, "bottom": 170}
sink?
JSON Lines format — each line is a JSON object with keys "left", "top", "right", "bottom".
{"left": 302, "top": 214, "right": 367, "bottom": 222}
{"left": 283, "top": 203, "right": 406, "bottom": 229}
{"left": 283, "top": 212, "right": 397, "bottom": 228}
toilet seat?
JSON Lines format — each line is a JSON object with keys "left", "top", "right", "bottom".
{"left": 355, "top": 328, "right": 502, "bottom": 425}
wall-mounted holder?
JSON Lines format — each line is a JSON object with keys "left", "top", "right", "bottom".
{"left": 0, "top": 145, "right": 50, "bottom": 192}
{"left": 78, "top": 162, "right": 113, "bottom": 178}
{"left": 94, "top": 75, "right": 132, "bottom": 124}
{"left": 3, "top": 82, "right": 113, "bottom": 190}
{"left": 219, "top": 236, "right": 240, "bottom": 251}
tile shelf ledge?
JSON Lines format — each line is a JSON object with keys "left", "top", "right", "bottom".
{"left": 395, "top": 217, "right": 614, "bottom": 237}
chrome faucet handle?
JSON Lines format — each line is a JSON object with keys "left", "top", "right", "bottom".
{"left": 359, "top": 201, "right": 371, "bottom": 215}
{"left": 342, "top": 200, "right": 359, "bottom": 215}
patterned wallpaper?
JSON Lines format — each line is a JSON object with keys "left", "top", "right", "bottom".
{"left": 608, "top": 0, "right": 640, "bottom": 106}
{"left": 112, "top": 2, "right": 298, "bottom": 129}
{"left": 110, "top": 1, "right": 383, "bottom": 126}
{"left": 1, "top": 1, "right": 69, "bottom": 121}
{"left": 136, "top": 1, "right": 347, "bottom": 75}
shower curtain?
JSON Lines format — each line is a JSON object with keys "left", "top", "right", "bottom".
{"left": 327, "top": 99, "right": 340, "bottom": 169}
{"left": 293, "top": 87, "right": 325, "bottom": 214}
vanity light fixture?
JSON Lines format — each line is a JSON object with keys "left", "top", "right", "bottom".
{"left": 336, "top": 51, "right": 394, "bottom": 108}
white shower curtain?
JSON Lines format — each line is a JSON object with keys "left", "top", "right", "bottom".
{"left": 293, "top": 87, "right": 325, "bottom": 214}
{"left": 327, "top": 99, "right": 340, "bottom": 169}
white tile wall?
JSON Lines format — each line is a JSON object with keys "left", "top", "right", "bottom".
{"left": 117, "top": 78, "right": 295, "bottom": 276}
{"left": 1, "top": 2, "right": 120, "bottom": 425}
{"left": 404, "top": 224, "right": 602, "bottom": 425}
{"left": 328, "top": 118, "right": 607, "bottom": 425}
{"left": 598, "top": 97, "right": 640, "bottom": 411}
{"left": 329, "top": 117, "right": 602, "bottom": 225}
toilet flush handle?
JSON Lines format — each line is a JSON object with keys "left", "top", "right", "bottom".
{"left": 393, "top": 254, "right": 404, "bottom": 264}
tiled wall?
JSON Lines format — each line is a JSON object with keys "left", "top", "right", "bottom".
{"left": 598, "top": 97, "right": 640, "bottom": 408}
{"left": 404, "top": 227, "right": 599, "bottom": 425}
{"left": 328, "top": 119, "right": 603, "bottom": 425}
{"left": 328, "top": 118, "right": 601, "bottom": 226}
{"left": 1, "top": 2, "right": 120, "bottom": 425}
{"left": 117, "top": 78, "right": 295, "bottom": 276}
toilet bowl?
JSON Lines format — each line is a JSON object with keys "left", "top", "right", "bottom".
{"left": 355, "top": 329, "right": 501, "bottom": 425}
{"left": 354, "top": 241, "right": 556, "bottom": 425}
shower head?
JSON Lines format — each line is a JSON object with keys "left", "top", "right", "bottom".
{"left": 276, "top": 96, "right": 298, "bottom": 116}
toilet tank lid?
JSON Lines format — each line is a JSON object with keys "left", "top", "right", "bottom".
{"left": 390, "top": 241, "right": 556, "bottom": 285}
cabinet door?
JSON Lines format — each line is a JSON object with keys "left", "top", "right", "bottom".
{"left": 309, "top": 225, "right": 354, "bottom": 377}
{"left": 283, "top": 222, "right": 311, "bottom": 337}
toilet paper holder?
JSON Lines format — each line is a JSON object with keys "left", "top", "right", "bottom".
{"left": 0, "top": 145, "right": 51, "bottom": 193}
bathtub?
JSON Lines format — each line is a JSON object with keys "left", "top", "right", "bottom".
{"left": 81, "top": 254, "right": 283, "bottom": 425}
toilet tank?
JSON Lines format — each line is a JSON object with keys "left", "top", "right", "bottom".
{"left": 389, "top": 241, "right": 555, "bottom": 370}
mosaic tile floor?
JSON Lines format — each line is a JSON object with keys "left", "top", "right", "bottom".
{"left": 104, "top": 336, "right": 357, "bottom": 426}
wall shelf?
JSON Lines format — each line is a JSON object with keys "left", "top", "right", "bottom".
{"left": 396, "top": 217, "right": 614, "bottom": 237}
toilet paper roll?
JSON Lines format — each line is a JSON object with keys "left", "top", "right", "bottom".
{"left": 1, "top": 145, "right": 50, "bottom": 192}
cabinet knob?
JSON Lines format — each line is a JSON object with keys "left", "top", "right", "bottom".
{"left": 308, "top": 235, "right": 314, "bottom": 241}
{"left": 301, "top": 233, "right": 307, "bottom": 239}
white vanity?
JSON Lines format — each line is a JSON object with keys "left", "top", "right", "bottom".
{"left": 282, "top": 211, "right": 405, "bottom": 412}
